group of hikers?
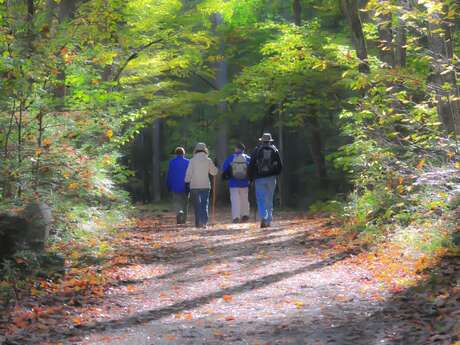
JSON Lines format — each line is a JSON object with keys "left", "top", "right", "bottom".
{"left": 166, "top": 133, "right": 283, "bottom": 229}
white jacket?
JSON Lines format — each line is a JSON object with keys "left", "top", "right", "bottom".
{"left": 185, "top": 152, "right": 218, "bottom": 189}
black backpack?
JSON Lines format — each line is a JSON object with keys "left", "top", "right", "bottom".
{"left": 256, "top": 145, "right": 279, "bottom": 176}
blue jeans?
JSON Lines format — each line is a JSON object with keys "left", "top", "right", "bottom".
{"left": 190, "top": 189, "right": 210, "bottom": 226}
{"left": 255, "top": 176, "right": 277, "bottom": 223}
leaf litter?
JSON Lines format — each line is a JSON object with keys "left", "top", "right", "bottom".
{"left": 0, "top": 212, "right": 458, "bottom": 344}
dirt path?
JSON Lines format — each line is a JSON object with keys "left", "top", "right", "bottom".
{"left": 3, "top": 213, "right": 459, "bottom": 345}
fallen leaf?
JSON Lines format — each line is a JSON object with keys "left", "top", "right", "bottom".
{"left": 222, "top": 295, "right": 233, "bottom": 302}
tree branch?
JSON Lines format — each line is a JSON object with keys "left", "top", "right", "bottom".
{"left": 113, "top": 38, "right": 164, "bottom": 83}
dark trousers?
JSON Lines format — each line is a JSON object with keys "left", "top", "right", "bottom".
{"left": 190, "top": 189, "right": 210, "bottom": 226}
{"left": 172, "top": 192, "right": 188, "bottom": 217}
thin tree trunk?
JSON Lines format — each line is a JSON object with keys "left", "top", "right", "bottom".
{"left": 293, "top": 0, "right": 328, "bottom": 187}
{"left": 427, "top": 7, "right": 460, "bottom": 134}
{"left": 277, "top": 110, "right": 284, "bottom": 207}
{"left": 341, "top": 0, "right": 370, "bottom": 73}
{"left": 212, "top": 12, "right": 229, "bottom": 204}
{"left": 152, "top": 119, "right": 161, "bottom": 202}
{"left": 293, "top": 0, "right": 301, "bottom": 26}
{"left": 54, "top": 0, "right": 79, "bottom": 105}
{"left": 376, "top": 3, "right": 394, "bottom": 67}
{"left": 308, "top": 117, "right": 328, "bottom": 188}
{"left": 213, "top": 12, "right": 229, "bottom": 167}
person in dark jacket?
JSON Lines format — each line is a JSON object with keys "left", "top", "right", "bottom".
{"left": 248, "top": 133, "right": 283, "bottom": 228}
{"left": 222, "top": 143, "right": 251, "bottom": 223}
{"left": 166, "top": 147, "right": 190, "bottom": 224}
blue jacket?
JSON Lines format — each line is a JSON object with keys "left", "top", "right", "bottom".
{"left": 166, "top": 156, "right": 190, "bottom": 193}
{"left": 222, "top": 153, "right": 251, "bottom": 188}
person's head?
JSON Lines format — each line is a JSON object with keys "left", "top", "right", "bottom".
{"left": 259, "top": 132, "right": 274, "bottom": 144}
{"left": 175, "top": 147, "right": 185, "bottom": 156}
{"left": 234, "top": 143, "right": 245, "bottom": 154}
{"left": 194, "top": 142, "right": 208, "bottom": 154}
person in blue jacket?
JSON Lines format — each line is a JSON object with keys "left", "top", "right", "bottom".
{"left": 222, "top": 143, "right": 251, "bottom": 223}
{"left": 166, "top": 147, "right": 190, "bottom": 224}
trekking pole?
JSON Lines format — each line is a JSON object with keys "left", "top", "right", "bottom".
{"left": 211, "top": 175, "right": 217, "bottom": 225}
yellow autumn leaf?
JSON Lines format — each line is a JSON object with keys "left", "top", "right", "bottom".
{"left": 416, "top": 159, "right": 425, "bottom": 170}
{"left": 455, "top": 162, "right": 460, "bottom": 169}
{"left": 68, "top": 182, "right": 78, "bottom": 190}
{"left": 43, "top": 138, "right": 52, "bottom": 146}
{"left": 293, "top": 301, "right": 304, "bottom": 308}
{"left": 106, "top": 129, "right": 113, "bottom": 139}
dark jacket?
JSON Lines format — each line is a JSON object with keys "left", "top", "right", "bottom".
{"left": 166, "top": 155, "right": 190, "bottom": 193}
{"left": 248, "top": 143, "right": 283, "bottom": 180}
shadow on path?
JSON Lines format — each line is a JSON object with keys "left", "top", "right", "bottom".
{"left": 54, "top": 248, "right": 359, "bottom": 341}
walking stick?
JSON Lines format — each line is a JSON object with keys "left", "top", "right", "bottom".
{"left": 211, "top": 175, "right": 217, "bottom": 225}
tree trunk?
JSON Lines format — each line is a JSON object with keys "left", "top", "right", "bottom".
{"left": 308, "top": 117, "right": 328, "bottom": 188}
{"left": 293, "top": 0, "right": 301, "bottom": 26}
{"left": 277, "top": 111, "right": 285, "bottom": 207}
{"left": 394, "top": 0, "right": 409, "bottom": 67}
{"left": 427, "top": 7, "right": 460, "bottom": 134}
{"left": 151, "top": 119, "right": 162, "bottom": 203}
{"left": 341, "top": 0, "right": 370, "bottom": 73}
{"left": 293, "top": 0, "right": 328, "bottom": 187}
{"left": 53, "top": 0, "right": 79, "bottom": 105}
{"left": 212, "top": 12, "right": 229, "bottom": 204}
{"left": 376, "top": 3, "right": 394, "bottom": 67}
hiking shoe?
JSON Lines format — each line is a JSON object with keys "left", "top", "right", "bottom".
{"left": 232, "top": 218, "right": 240, "bottom": 224}
{"left": 241, "top": 215, "right": 250, "bottom": 222}
{"left": 260, "top": 220, "right": 267, "bottom": 228}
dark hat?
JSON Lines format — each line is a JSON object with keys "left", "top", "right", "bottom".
{"left": 259, "top": 133, "right": 274, "bottom": 142}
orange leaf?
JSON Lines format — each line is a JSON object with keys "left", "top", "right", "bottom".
{"left": 222, "top": 295, "right": 233, "bottom": 302}
{"left": 225, "top": 316, "right": 235, "bottom": 321}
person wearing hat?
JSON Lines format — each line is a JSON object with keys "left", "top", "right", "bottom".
{"left": 185, "top": 142, "right": 218, "bottom": 228}
{"left": 222, "top": 143, "right": 251, "bottom": 223}
{"left": 166, "top": 147, "right": 190, "bottom": 224}
{"left": 248, "top": 133, "right": 283, "bottom": 228}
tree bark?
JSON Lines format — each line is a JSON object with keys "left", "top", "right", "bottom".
{"left": 308, "top": 117, "right": 328, "bottom": 188}
{"left": 376, "top": 4, "right": 394, "bottom": 67}
{"left": 293, "top": 0, "right": 301, "bottom": 26}
{"left": 151, "top": 119, "right": 162, "bottom": 203}
{"left": 341, "top": 0, "right": 370, "bottom": 73}
{"left": 394, "top": 0, "right": 409, "bottom": 67}
{"left": 211, "top": 12, "right": 229, "bottom": 204}
{"left": 293, "top": 0, "right": 328, "bottom": 187}
{"left": 427, "top": 6, "right": 460, "bottom": 134}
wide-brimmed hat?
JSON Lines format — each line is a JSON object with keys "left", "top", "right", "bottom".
{"left": 194, "top": 142, "right": 208, "bottom": 153}
{"left": 259, "top": 133, "right": 274, "bottom": 142}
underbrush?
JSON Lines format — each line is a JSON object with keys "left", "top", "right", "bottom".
{"left": 0, "top": 167, "right": 135, "bottom": 307}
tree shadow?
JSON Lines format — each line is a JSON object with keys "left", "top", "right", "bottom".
{"left": 108, "top": 224, "right": 331, "bottom": 287}
{"left": 49, "top": 248, "right": 359, "bottom": 342}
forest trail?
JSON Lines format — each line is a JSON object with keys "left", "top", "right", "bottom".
{"left": 2, "top": 212, "right": 459, "bottom": 345}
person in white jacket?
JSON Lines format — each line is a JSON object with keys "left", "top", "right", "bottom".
{"left": 185, "top": 142, "right": 218, "bottom": 228}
